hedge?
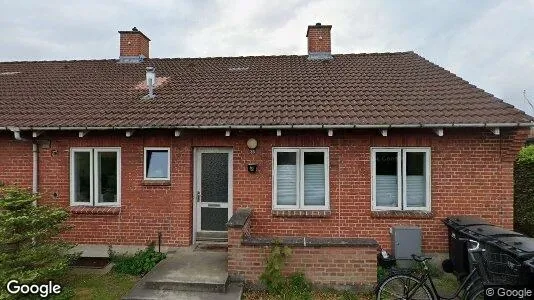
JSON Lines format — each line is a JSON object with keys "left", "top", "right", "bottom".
{"left": 514, "top": 145, "right": 534, "bottom": 237}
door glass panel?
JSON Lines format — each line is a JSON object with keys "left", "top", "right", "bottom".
{"left": 406, "top": 152, "right": 426, "bottom": 207}
{"left": 201, "top": 207, "right": 228, "bottom": 231}
{"left": 375, "top": 152, "right": 399, "bottom": 207}
{"left": 303, "top": 152, "right": 325, "bottom": 206}
{"left": 276, "top": 152, "right": 297, "bottom": 205}
{"left": 97, "top": 152, "right": 118, "bottom": 203}
{"left": 74, "top": 152, "right": 91, "bottom": 203}
{"left": 201, "top": 153, "right": 228, "bottom": 203}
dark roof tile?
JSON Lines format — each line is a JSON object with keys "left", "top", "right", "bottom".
{"left": 0, "top": 52, "right": 532, "bottom": 128}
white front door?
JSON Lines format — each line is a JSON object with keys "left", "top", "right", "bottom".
{"left": 193, "top": 148, "right": 233, "bottom": 238}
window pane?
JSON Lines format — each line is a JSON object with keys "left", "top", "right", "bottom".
{"left": 276, "top": 152, "right": 297, "bottom": 205}
{"left": 303, "top": 152, "right": 325, "bottom": 206}
{"left": 97, "top": 152, "right": 117, "bottom": 203}
{"left": 74, "top": 152, "right": 91, "bottom": 203}
{"left": 146, "top": 150, "right": 169, "bottom": 179}
{"left": 406, "top": 152, "right": 426, "bottom": 207}
{"left": 375, "top": 152, "right": 399, "bottom": 207}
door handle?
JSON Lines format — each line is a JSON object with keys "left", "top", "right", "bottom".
{"left": 196, "top": 191, "right": 201, "bottom": 203}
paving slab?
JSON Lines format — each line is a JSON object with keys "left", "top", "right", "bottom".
{"left": 123, "top": 282, "right": 243, "bottom": 300}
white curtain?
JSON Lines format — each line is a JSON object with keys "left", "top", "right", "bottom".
{"left": 304, "top": 164, "right": 325, "bottom": 205}
{"left": 276, "top": 165, "right": 297, "bottom": 205}
{"left": 406, "top": 175, "right": 426, "bottom": 207}
{"left": 376, "top": 175, "right": 398, "bottom": 207}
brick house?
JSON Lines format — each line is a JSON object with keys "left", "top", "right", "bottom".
{"left": 0, "top": 24, "right": 532, "bottom": 286}
{"left": 527, "top": 127, "right": 534, "bottom": 145}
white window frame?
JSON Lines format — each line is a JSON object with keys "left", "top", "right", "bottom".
{"left": 402, "top": 148, "right": 431, "bottom": 211}
{"left": 272, "top": 147, "right": 330, "bottom": 211}
{"left": 70, "top": 147, "right": 121, "bottom": 207}
{"left": 70, "top": 148, "right": 94, "bottom": 206}
{"left": 371, "top": 147, "right": 431, "bottom": 212}
{"left": 371, "top": 148, "right": 402, "bottom": 211}
{"left": 143, "top": 147, "right": 171, "bottom": 181}
{"left": 272, "top": 148, "right": 300, "bottom": 210}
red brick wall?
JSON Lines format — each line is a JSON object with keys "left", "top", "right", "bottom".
{"left": 307, "top": 25, "right": 331, "bottom": 53}
{"left": 37, "top": 131, "right": 191, "bottom": 246}
{"left": 228, "top": 215, "right": 377, "bottom": 287}
{"left": 0, "top": 128, "right": 528, "bottom": 252}
{"left": 0, "top": 132, "right": 32, "bottom": 188}
{"left": 119, "top": 32, "right": 149, "bottom": 58}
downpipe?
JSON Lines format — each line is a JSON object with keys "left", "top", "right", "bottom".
{"left": 32, "top": 143, "right": 38, "bottom": 195}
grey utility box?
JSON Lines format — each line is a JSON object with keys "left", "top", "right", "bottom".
{"left": 391, "top": 226, "right": 422, "bottom": 261}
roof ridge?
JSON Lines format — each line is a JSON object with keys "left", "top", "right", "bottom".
{"left": 0, "top": 58, "right": 117, "bottom": 64}
{"left": 0, "top": 51, "right": 415, "bottom": 64}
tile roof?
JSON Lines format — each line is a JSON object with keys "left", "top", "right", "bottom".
{"left": 0, "top": 51, "right": 532, "bottom": 129}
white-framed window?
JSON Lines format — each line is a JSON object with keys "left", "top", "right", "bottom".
{"left": 272, "top": 147, "right": 329, "bottom": 210}
{"left": 144, "top": 147, "right": 170, "bottom": 180}
{"left": 371, "top": 147, "right": 431, "bottom": 211}
{"left": 70, "top": 148, "right": 121, "bottom": 207}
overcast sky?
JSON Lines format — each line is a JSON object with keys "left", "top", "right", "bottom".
{"left": 1, "top": 0, "right": 533, "bottom": 114}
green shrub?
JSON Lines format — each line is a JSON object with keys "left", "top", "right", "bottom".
{"left": 110, "top": 244, "right": 166, "bottom": 276}
{"left": 517, "top": 145, "right": 534, "bottom": 163}
{"left": 284, "top": 272, "right": 312, "bottom": 300}
{"left": 259, "top": 244, "right": 312, "bottom": 300}
{"left": 0, "top": 186, "right": 76, "bottom": 299}
{"left": 514, "top": 146, "right": 534, "bottom": 237}
{"left": 260, "top": 244, "right": 291, "bottom": 295}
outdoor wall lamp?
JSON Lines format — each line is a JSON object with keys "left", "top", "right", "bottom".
{"left": 247, "top": 138, "right": 258, "bottom": 150}
{"left": 247, "top": 138, "right": 258, "bottom": 154}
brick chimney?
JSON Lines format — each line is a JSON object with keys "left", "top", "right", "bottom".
{"left": 306, "top": 23, "right": 332, "bottom": 60}
{"left": 118, "top": 27, "right": 150, "bottom": 62}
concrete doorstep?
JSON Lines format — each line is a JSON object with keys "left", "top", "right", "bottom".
{"left": 123, "top": 248, "right": 243, "bottom": 300}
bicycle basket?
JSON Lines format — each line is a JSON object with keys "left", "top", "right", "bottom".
{"left": 484, "top": 249, "right": 521, "bottom": 285}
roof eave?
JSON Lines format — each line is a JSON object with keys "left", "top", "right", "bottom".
{"left": 2, "top": 122, "right": 534, "bottom": 132}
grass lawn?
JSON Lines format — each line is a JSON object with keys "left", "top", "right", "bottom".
{"left": 243, "top": 273, "right": 459, "bottom": 299}
{"left": 59, "top": 270, "right": 139, "bottom": 300}
{"left": 54, "top": 266, "right": 458, "bottom": 300}
{"left": 433, "top": 273, "right": 460, "bottom": 295}
{"left": 243, "top": 290, "right": 373, "bottom": 300}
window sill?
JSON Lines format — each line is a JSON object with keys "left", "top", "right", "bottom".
{"left": 371, "top": 210, "right": 433, "bottom": 219}
{"left": 70, "top": 206, "right": 121, "bottom": 215}
{"left": 272, "top": 210, "right": 331, "bottom": 218}
{"left": 142, "top": 180, "right": 171, "bottom": 186}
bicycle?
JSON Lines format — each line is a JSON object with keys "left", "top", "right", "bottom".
{"left": 375, "top": 239, "right": 488, "bottom": 300}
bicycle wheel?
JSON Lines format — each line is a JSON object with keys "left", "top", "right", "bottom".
{"left": 465, "top": 285, "right": 485, "bottom": 300}
{"left": 376, "top": 274, "right": 435, "bottom": 300}
{"left": 463, "top": 275, "right": 483, "bottom": 300}
{"left": 463, "top": 278, "right": 486, "bottom": 300}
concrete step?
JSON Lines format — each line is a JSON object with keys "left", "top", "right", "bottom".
{"left": 132, "top": 250, "right": 229, "bottom": 293}
{"left": 123, "top": 282, "right": 243, "bottom": 300}
{"left": 196, "top": 231, "right": 228, "bottom": 242}
{"left": 194, "top": 241, "right": 228, "bottom": 252}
